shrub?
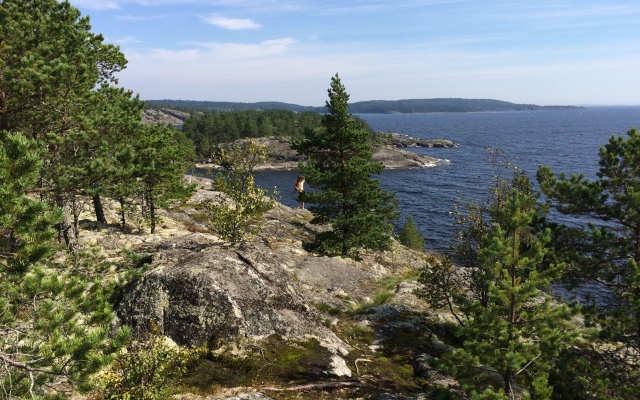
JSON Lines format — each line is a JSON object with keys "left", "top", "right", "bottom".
{"left": 99, "top": 321, "right": 192, "bottom": 400}
{"left": 397, "top": 216, "right": 425, "bottom": 251}
{"left": 204, "top": 141, "right": 277, "bottom": 243}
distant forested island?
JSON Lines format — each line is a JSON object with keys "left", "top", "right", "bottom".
{"left": 145, "top": 98, "right": 582, "bottom": 114}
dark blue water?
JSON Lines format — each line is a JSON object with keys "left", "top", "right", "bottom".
{"left": 254, "top": 106, "right": 640, "bottom": 252}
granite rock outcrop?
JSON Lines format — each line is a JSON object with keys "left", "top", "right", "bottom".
{"left": 116, "top": 237, "right": 351, "bottom": 357}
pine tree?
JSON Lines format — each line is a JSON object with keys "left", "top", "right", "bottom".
{"left": 87, "top": 85, "right": 146, "bottom": 225}
{"left": 398, "top": 216, "right": 425, "bottom": 251}
{"left": 135, "top": 124, "right": 197, "bottom": 233}
{"left": 0, "top": 133, "right": 61, "bottom": 273}
{"left": 444, "top": 184, "right": 570, "bottom": 398}
{"left": 537, "top": 126, "right": 640, "bottom": 395}
{"left": 292, "top": 74, "right": 398, "bottom": 258}
{"left": 0, "top": 132, "right": 129, "bottom": 397}
{"left": 0, "top": 0, "right": 127, "bottom": 251}
{"left": 419, "top": 154, "right": 573, "bottom": 398}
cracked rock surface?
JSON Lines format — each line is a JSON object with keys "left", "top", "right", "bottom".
{"left": 116, "top": 239, "right": 350, "bottom": 356}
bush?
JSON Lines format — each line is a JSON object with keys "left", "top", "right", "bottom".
{"left": 98, "top": 321, "right": 193, "bottom": 400}
{"left": 204, "top": 141, "right": 277, "bottom": 243}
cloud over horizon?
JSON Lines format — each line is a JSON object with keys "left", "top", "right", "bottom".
{"left": 201, "top": 14, "right": 262, "bottom": 30}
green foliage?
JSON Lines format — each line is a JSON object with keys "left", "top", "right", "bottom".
{"left": 0, "top": 133, "right": 62, "bottom": 273}
{"left": 99, "top": 321, "right": 193, "bottom": 400}
{"left": 448, "top": 149, "right": 549, "bottom": 308}
{"left": 0, "top": 0, "right": 125, "bottom": 138}
{"left": 292, "top": 74, "right": 399, "bottom": 258}
{"left": 445, "top": 196, "right": 571, "bottom": 398}
{"left": 537, "top": 126, "right": 640, "bottom": 396}
{"left": 420, "top": 152, "right": 573, "bottom": 399}
{"left": 88, "top": 85, "right": 146, "bottom": 226}
{"left": 547, "top": 342, "right": 638, "bottom": 400}
{"left": 416, "top": 255, "right": 464, "bottom": 324}
{"left": 182, "top": 109, "right": 324, "bottom": 155}
{"left": 135, "top": 124, "right": 197, "bottom": 233}
{"left": 181, "top": 107, "right": 381, "bottom": 157}
{"left": 1, "top": 0, "right": 197, "bottom": 247}
{"left": 0, "top": 132, "right": 129, "bottom": 398}
{"left": 0, "top": 0, "right": 129, "bottom": 251}
{"left": 145, "top": 99, "right": 318, "bottom": 113}
{"left": 204, "top": 140, "right": 277, "bottom": 243}
{"left": 0, "top": 2, "right": 182, "bottom": 396}
{"left": 372, "top": 290, "right": 394, "bottom": 306}
{"left": 398, "top": 216, "right": 425, "bottom": 251}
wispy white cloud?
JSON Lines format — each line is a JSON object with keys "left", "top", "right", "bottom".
{"left": 201, "top": 14, "right": 262, "bottom": 30}
{"left": 113, "top": 36, "right": 142, "bottom": 44}
{"left": 114, "top": 14, "right": 167, "bottom": 21}
{"left": 141, "top": 48, "right": 203, "bottom": 63}
{"left": 73, "top": 0, "right": 121, "bottom": 10}
{"left": 175, "top": 38, "right": 298, "bottom": 59}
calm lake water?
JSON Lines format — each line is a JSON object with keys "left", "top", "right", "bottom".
{"left": 253, "top": 106, "right": 640, "bottom": 253}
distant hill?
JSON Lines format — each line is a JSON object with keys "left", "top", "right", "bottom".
{"left": 145, "top": 100, "right": 316, "bottom": 113}
{"left": 344, "top": 98, "right": 582, "bottom": 113}
{"left": 144, "top": 98, "right": 581, "bottom": 114}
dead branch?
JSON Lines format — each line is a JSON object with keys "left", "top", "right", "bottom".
{"left": 354, "top": 358, "right": 372, "bottom": 375}
{"left": 262, "top": 379, "right": 363, "bottom": 392}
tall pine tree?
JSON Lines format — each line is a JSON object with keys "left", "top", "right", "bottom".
{"left": 420, "top": 156, "right": 572, "bottom": 398}
{"left": 537, "top": 126, "right": 640, "bottom": 396}
{"left": 445, "top": 183, "right": 571, "bottom": 399}
{"left": 292, "top": 74, "right": 398, "bottom": 258}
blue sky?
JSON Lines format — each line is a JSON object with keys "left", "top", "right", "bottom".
{"left": 72, "top": 0, "right": 640, "bottom": 106}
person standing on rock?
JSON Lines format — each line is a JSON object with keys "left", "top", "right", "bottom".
{"left": 294, "top": 175, "right": 305, "bottom": 209}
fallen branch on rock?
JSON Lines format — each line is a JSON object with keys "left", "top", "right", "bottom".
{"left": 261, "top": 379, "right": 363, "bottom": 392}
{"left": 354, "top": 358, "right": 372, "bottom": 375}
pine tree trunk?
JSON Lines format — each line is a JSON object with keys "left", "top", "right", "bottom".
{"left": 93, "top": 193, "right": 107, "bottom": 224}
{"left": 119, "top": 197, "right": 127, "bottom": 229}
{"left": 72, "top": 195, "right": 80, "bottom": 243}
{"left": 504, "top": 369, "right": 514, "bottom": 396}
{"left": 57, "top": 196, "right": 76, "bottom": 253}
{"left": 0, "top": 85, "right": 8, "bottom": 132}
{"left": 148, "top": 191, "right": 156, "bottom": 233}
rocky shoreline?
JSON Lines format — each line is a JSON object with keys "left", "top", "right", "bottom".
{"left": 383, "top": 133, "right": 458, "bottom": 149}
{"left": 196, "top": 136, "right": 457, "bottom": 171}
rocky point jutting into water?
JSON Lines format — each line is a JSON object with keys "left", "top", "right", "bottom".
{"left": 196, "top": 136, "right": 457, "bottom": 171}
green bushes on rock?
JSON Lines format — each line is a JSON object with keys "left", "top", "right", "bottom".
{"left": 204, "top": 141, "right": 277, "bottom": 243}
{"left": 98, "top": 321, "right": 197, "bottom": 400}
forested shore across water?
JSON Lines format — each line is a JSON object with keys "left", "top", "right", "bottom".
{"left": 145, "top": 97, "right": 582, "bottom": 114}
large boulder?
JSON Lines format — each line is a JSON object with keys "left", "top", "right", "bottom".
{"left": 116, "top": 236, "right": 349, "bottom": 354}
